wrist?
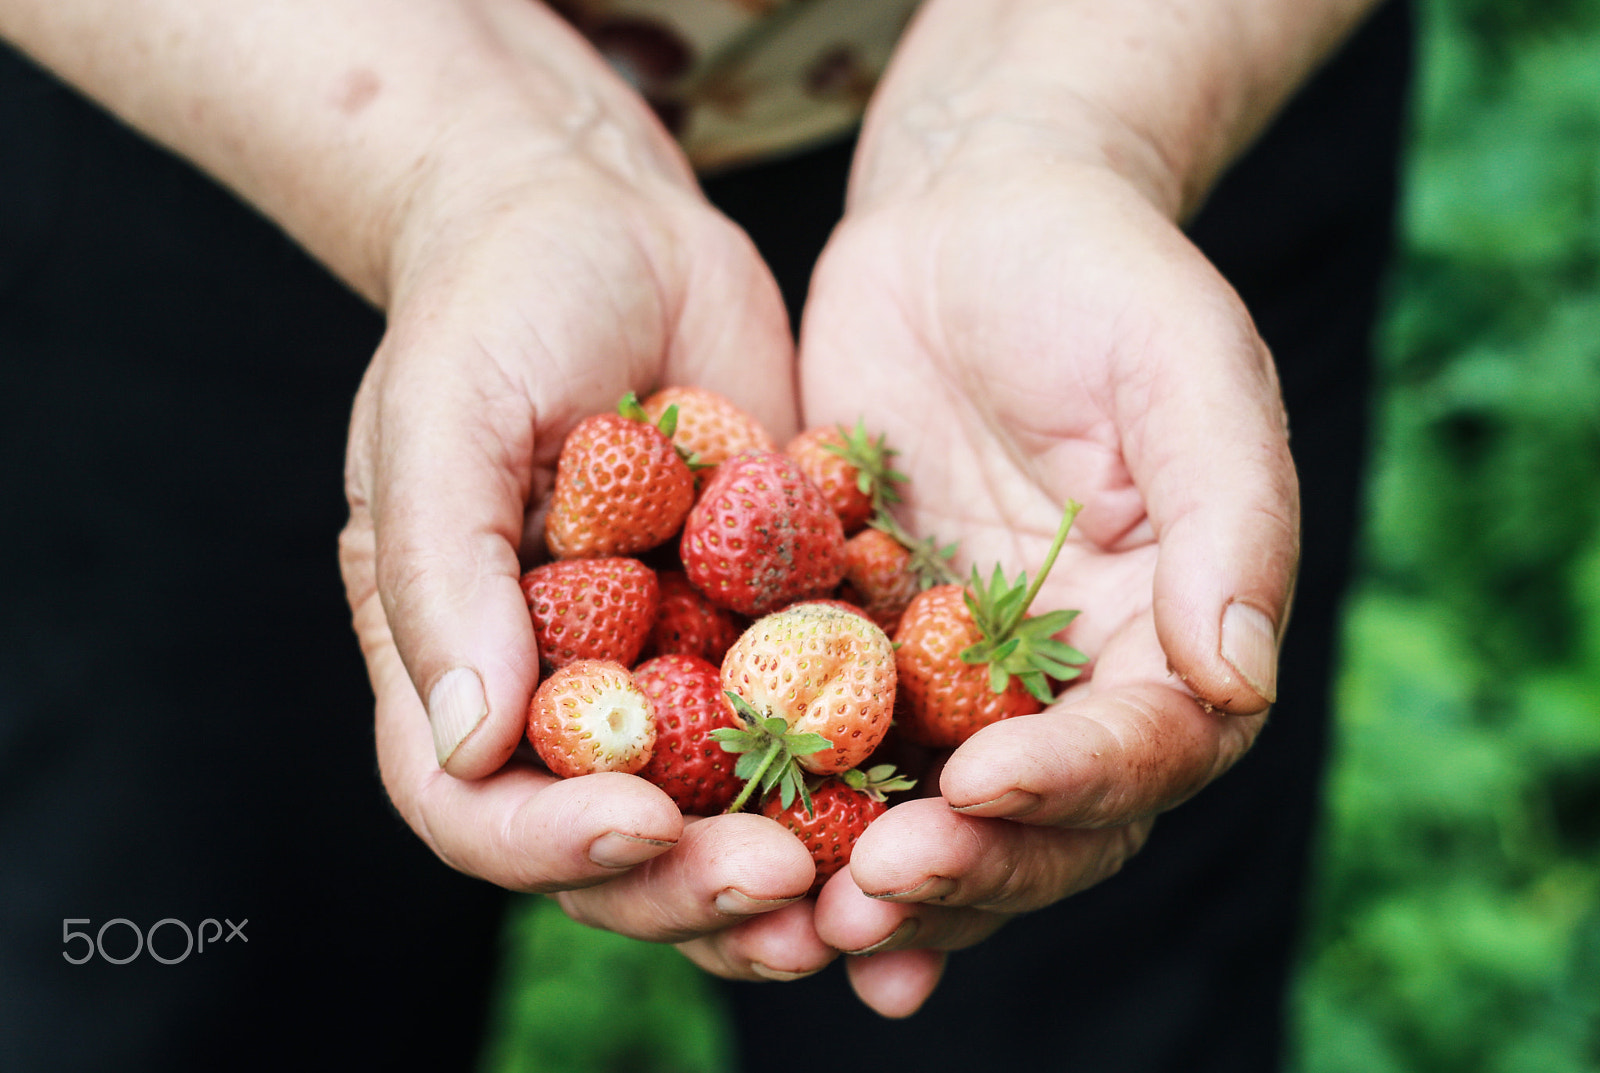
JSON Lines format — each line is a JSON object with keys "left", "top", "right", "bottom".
{"left": 848, "top": 78, "right": 1186, "bottom": 221}
{"left": 849, "top": 0, "right": 1383, "bottom": 221}
{"left": 326, "top": 0, "right": 702, "bottom": 308}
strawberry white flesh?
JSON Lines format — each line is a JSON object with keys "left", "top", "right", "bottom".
{"left": 527, "top": 659, "right": 656, "bottom": 778}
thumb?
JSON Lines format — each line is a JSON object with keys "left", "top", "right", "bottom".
{"left": 1129, "top": 295, "right": 1299, "bottom": 715}
{"left": 356, "top": 312, "right": 550, "bottom": 779}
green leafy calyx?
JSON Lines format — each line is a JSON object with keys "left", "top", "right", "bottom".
{"left": 617, "top": 391, "right": 708, "bottom": 470}
{"left": 711, "top": 692, "right": 832, "bottom": 815}
{"left": 839, "top": 764, "right": 918, "bottom": 803}
{"left": 959, "top": 500, "right": 1089, "bottom": 703}
{"left": 823, "top": 419, "right": 910, "bottom": 516}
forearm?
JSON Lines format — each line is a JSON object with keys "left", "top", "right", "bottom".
{"left": 0, "top": 0, "right": 687, "bottom": 304}
{"left": 853, "top": 0, "right": 1385, "bottom": 219}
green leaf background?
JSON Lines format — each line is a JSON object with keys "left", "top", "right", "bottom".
{"left": 479, "top": 1, "right": 1600, "bottom": 1068}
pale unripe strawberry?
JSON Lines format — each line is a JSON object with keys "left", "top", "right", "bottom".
{"left": 526, "top": 660, "right": 656, "bottom": 778}
{"left": 720, "top": 602, "right": 895, "bottom": 776}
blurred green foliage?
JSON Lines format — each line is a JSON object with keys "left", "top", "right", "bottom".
{"left": 477, "top": 895, "right": 735, "bottom": 1073}
{"left": 1291, "top": 0, "right": 1600, "bottom": 1069}
{"left": 480, "top": 1, "right": 1600, "bottom": 1069}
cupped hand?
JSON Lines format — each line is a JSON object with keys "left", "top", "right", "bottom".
{"left": 797, "top": 158, "right": 1299, "bottom": 1015}
{"left": 337, "top": 95, "right": 833, "bottom": 979}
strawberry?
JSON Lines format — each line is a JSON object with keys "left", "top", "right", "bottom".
{"left": 714, "top": 602, "right": 897, "bottom": 815}
{"left": 641, "top": 386, "right": 773, "bottom": 486}
{"left": 679, "top": 449, "right": 847, "bottom": 617}
{"left": 639, "top": 569, "right": 746, "bottom": 666}
{"left": 633, "top": 654, "right": 743, "bottom": 815}
{"left": 784, "top": 420, "right": 907, "bottom": 534}
{"left": 520, "top": 557, "right": 659, "bottom": 673}
{"left": 762, "top": 766, "right": 916, "bottom": 889}
{"left": 839, "top": 527, "right": 927, "bottom": 635}
{"left": 526, "top": 659, "right": 656, "bottom": 778}
{"left": 545, "top": 393, "right": 696, "bottom": 560}
{"left": 894, "top": 502, "right": 1088, "bottom": 748}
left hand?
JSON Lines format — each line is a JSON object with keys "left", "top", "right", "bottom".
{"left": 796, "top": 154, "right": 1299, "bottom": 1017}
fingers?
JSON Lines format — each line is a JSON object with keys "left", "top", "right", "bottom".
{"left": 846, "top": 950, "right": 948, "bottom": 1020}
{"left": 834, "top": 797, "right": 1152, "bottom": 915}
{"left": 367, "top": 620, "right": 683, "bottom": 888}
{"left": 555, "top": 814, "right": 817, "bottom": 943}
{"left": 1120, "top": 275, "right": 1299, "bottom": 715}
{"left": 352, "top": 206, "right": 797, "bottom": 782}
{"left": 675, "top": 901, "right": 839, "bottom": 982}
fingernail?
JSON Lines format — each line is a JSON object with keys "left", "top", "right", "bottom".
{"left": 950, "top": 789, "right": 1041, "bottom": 818}
{"left": 843, "top": 918, "right": 920, "bottom": 956}
{"left": 428, "top": 667, "right": 488, "bottom": 765}
{"left": 750, "top": 963, "right": 814, "bottom": 982}
{"left": 715, "top": 889, "right": 804, "bottom": 916}
{"left": 1221, "top": 602, "right": 1279, "bottom": 703}
{"left": 865, "top": 876, "right": 957, "bottom": 903}
{"left": 588, "top": 831, "right": 675, "bottom": 869}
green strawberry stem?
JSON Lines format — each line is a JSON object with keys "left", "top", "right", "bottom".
{"left": 725, "top": 737, "right": 785, "bottom": 814}
{"left": 994, "top": 499, "right": 1083, "bottom": 641}
{"left": 959, "top": 499, "right": 1090, "bottom": 703}
{"left": 870, "top": 511, "right": 962, "bottom": 588}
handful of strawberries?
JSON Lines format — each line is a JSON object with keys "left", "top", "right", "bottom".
{"left": 520, "top": 388, "right": 1087, "bottom": 886}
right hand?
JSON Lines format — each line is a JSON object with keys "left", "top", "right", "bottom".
{"left": 337, "top": 18, "right": 832, "bottom": 982}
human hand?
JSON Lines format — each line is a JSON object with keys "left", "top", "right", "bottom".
{"left": 796, "top": 156, "right": 1297, "bottom": 1015}
{"left": 334, "top": 6, "right": 836, "bottom": 981}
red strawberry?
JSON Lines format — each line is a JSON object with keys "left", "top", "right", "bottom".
{"left": 633, "top": 654, "right": 743, "bottom": 815}
{"left": 894, "top": 503, "right": 1088, "bottom": 748}
{"left": 520, "top": 557, "right": 659, "bottom": 673}
{"left": 715, "top": 603, "right": 897, "bottom": 816}
{"left": 762, "top": 766, "right": 916, "bottom": 889}
{"left": 838, "top": 527, "right": 923, "bottom": 635}
{"left": 639, "top": 569, "right": 746, "bottom": 666}
{"left": 679, "top": 449, "right": 847, "bottom": 617}
{"left": 526, "top": 659, "right": 656, "bottom": 778}
{"left": 784, "top": 421, "right": 906, "bottom": 535}
{"left": 545, "top": 394, "right": 695, "bottom": 560}
{"left": 641, "top": 386, "right": 773, "bottom": 486}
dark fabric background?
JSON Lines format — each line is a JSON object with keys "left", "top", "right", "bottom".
{"left": 0, "top": 45, "right": 505, "bottom": 1072}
